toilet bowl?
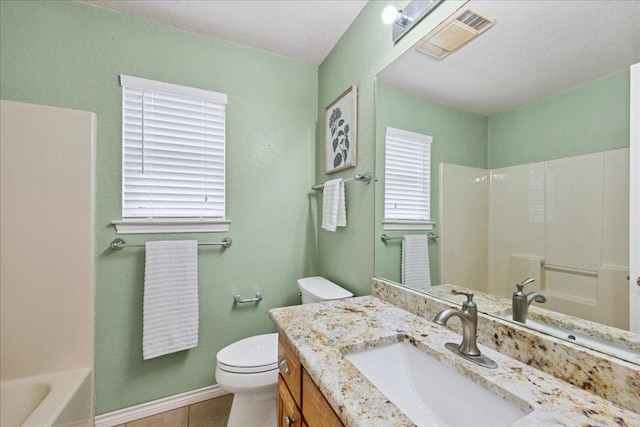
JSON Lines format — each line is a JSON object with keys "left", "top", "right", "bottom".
{"left": 215, "top": 333, "right": 279, "bottom": 427}
{"left": 215, "top": 277, "right": 352, "bottom": 427}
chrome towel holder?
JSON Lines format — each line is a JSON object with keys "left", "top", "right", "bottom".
{"left": 234, "top": 293, "right": 262, "bottom": 304}
{"left": 311, "top": 172, "right": 371, "bottom": 191}
{"left": 380, "top": 233, "right": 438, "bottom": 243}
{"left": 110, "top": 237, "right": 233, "bottom": 250}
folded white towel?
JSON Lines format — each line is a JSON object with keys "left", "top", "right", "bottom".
{"left": 321, "top": 179, "right": 347, "bottom": 232}
{"left": 402, "top": 235, "right": 431, "bottom": 288}
{"left": 143, "top": 240, "right": 199, "bottom": 360}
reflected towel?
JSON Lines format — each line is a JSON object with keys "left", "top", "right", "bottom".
{"left": 321, "top": 179, "right": 346, "bottom": 232}
{"left": 402, "top": 235, "right": 431, "bottom": 287}
{"left": 143, "top": 240, "right": 199, "bottom": 360}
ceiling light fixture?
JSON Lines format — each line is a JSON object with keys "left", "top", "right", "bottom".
{"left": 382, "top": 0, "right": 444, "bottom": 43}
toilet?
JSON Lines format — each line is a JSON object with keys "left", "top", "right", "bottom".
{"left": 297, "top": 276, "right": 354, "bottom": 304}
{"left": 215, "top": 276, "right": 352, "bottom": 427}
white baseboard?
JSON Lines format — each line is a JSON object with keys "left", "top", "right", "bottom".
{"left": 94, "top": 385, "right": 230, "bottom": 427}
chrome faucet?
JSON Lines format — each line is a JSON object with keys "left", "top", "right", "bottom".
{"left": 512, "top": 277, "right": 547, "bottom": 323}
{"left": 434, "top": 290, "right": 480, "bottom": 356}
{"left": 433, "top": 290, "right": 497, "bottom": 368}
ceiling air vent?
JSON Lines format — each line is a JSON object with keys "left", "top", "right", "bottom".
{"left": 417, "top": 5, "right": 495, "bottom": 60}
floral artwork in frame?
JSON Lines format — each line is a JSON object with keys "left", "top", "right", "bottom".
{"left": 325, "top": 85, "right": 357, "bottom": 174}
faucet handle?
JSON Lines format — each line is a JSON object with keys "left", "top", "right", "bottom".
{"left": 451, "top": 289, "right": 474, "bottom": 305}
{"left": 515, "top": 277, "right": 535, "bottom": 292}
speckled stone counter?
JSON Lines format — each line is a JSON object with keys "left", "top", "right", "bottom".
{"left": 373, "top": 279, "right": 640, "bottom": 414}
{"left": 422, "top": 283, "right": 640, "bottom": 363}
{"left": 269, "top": 296, "right": 640, "bottom": 427}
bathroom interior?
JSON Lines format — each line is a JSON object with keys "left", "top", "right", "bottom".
{"left": 1, "top": 0, "right": 639, "bottom": 426}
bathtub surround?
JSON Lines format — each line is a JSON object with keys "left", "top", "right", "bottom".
{"left": 1, "top": 369, "right": 93, "bottom": 427}
{"left": 0, "top": 100, "right": 96, "bottom": 425}
{"left": 439, "top": 148, "right": 630, "bottom": 329}
{"left": 372, "top": 278, "right": 640, "bottom": 414}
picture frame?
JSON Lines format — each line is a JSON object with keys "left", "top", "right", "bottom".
{"left": 324, "top": 85, "right": 357, "bottom": 174}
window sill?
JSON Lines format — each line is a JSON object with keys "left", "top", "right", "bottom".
{"left": 383, "top": 221, "right": 435, "bottom": 231}
{"left": 112, "top": 219, "right": 231, "bottom": 234}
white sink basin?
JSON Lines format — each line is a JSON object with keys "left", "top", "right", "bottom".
{"left": 500, "top": 315, "right": 638, "bottom": 363}
{"left": 345, "top": 341, "right": 529, "bottom": 427}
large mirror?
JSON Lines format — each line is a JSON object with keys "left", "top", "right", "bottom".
{"left": 374, "top": 0, "right": 640, "bottom": 363}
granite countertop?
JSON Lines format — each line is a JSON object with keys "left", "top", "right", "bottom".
{"left": 269, "top": 296, "right": 640, "bottom": 427}
{"left": 423, "top": 284, "right": 640, "bottom": 364}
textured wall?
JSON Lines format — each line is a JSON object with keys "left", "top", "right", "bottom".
{"left": 316, "top": 0, "right": 466, "bottom": 296}
{"left": 374, "top": 84, "right": 487, "bottom": 285}
{"left": 488, "top": 70, "right": 630, "bottom": 169}
{"left": 0, "top": 0, "right": 317, "bottom": 414}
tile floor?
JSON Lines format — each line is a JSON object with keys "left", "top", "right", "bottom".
{"left": 113, "top": 394, "right": 233, "bottom": 427}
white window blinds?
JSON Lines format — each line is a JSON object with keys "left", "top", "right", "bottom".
{"left": 384, "top": 127, "right": 433, "bottom": 223}
{"left": 120, "top": 75, "right": 227, "bottom": 219}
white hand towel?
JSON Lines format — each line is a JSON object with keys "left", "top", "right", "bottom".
{"left": 321, "top": 179, "right": 347, "bottom": 232}
{"left": 402, "top": 235, "right": 431, "bottom": 288}
{"left": 143, "top": 240, "right": 199, "bottom": 360}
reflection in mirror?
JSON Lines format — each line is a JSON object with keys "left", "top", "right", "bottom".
{"left": 374, "top": 0, "right": 640, "bottom": 364}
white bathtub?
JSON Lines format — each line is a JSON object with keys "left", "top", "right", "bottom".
{"left": 0, "top": 368, "right": 92, "bottom": 427}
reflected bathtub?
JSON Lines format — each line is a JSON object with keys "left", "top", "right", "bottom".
{"left": 0, "top": 368, "right": 92, "bottom": 427}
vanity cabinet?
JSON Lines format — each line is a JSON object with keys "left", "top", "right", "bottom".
{"left": 277, "top": 335, "right": 344, "bottom": 427}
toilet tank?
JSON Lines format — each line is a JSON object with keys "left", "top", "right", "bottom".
{"left": 297, "top": 276, "right": 353, "bottom": 304}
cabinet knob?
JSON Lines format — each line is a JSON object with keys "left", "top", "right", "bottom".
{"left": 637, "top": 276, "right": 640, "bottom": 287}
{"left": 284, "top": 415, "right": 295, "bottom": 427}
{"left": 279, "top": 358, "right": 290, "bottom": 374}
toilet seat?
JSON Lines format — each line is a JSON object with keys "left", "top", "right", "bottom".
{"left": 216, "top": 333, "right": 278, "bottom": 374}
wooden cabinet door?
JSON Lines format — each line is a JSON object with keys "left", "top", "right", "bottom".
{"left": 278, "top": 376, "right": 302, "bottom": 427}
{"left": 278, "top": 334, "right": 302, "bottom": 405}
{"left": 302, "top": 369, "right": 344, "bottom": 427}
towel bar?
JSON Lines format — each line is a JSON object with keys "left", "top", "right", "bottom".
{"left": 110, "top": 237, "right": 233, "bottom": 250}
{"left": 234, "top": 293, "right": 263, "bottom": 304}
{"left": 380, "top": 233, "right": 438, "bottom": 243}
{"left": 312, "top": 172, "right": 371, "bottom": 191}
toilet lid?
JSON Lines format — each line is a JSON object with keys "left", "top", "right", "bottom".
{"left": 216, "top": 333, "right": 279, "bottom": 374}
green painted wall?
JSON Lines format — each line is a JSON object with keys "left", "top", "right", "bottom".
{"left": 374, "top": 84, "right": 487, "bottom": 284}
{"left": 316, "top": 0, "right": 466, "bottom": 296}
{"left": 488, "top": 70, "right": 630, "bottom": 169}
{"left": 0, "top": 0, "right": 317, "bottom": 414}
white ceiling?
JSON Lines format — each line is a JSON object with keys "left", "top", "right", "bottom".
{"left": 79, "top": 1, "right": 639, "bottom": 114}
{"left": 81, "top": 0, "right": 368, "bottom": 65}
{"left": 378, "top": 0, "right": 640, "bottom": 116}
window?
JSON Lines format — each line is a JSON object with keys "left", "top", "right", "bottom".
{"left": 112, "top": 75, "right": 229, "bottom": 234}
{"left": 383, "top": 126, "right": 433, "bottom": 230}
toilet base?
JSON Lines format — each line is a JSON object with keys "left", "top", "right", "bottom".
{"left": 227, "top": 392, "right": 276, "bottom": 427}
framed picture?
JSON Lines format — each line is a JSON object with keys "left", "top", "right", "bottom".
{"left": 325, "top": 85, "right": 357, "bottom": 174}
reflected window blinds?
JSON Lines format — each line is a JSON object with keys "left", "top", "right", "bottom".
{"left": 384, "top": 127, "right": 433, "bottom": 223}
{"left": 120, "top": 75, "right": 227, "bottom": 219}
